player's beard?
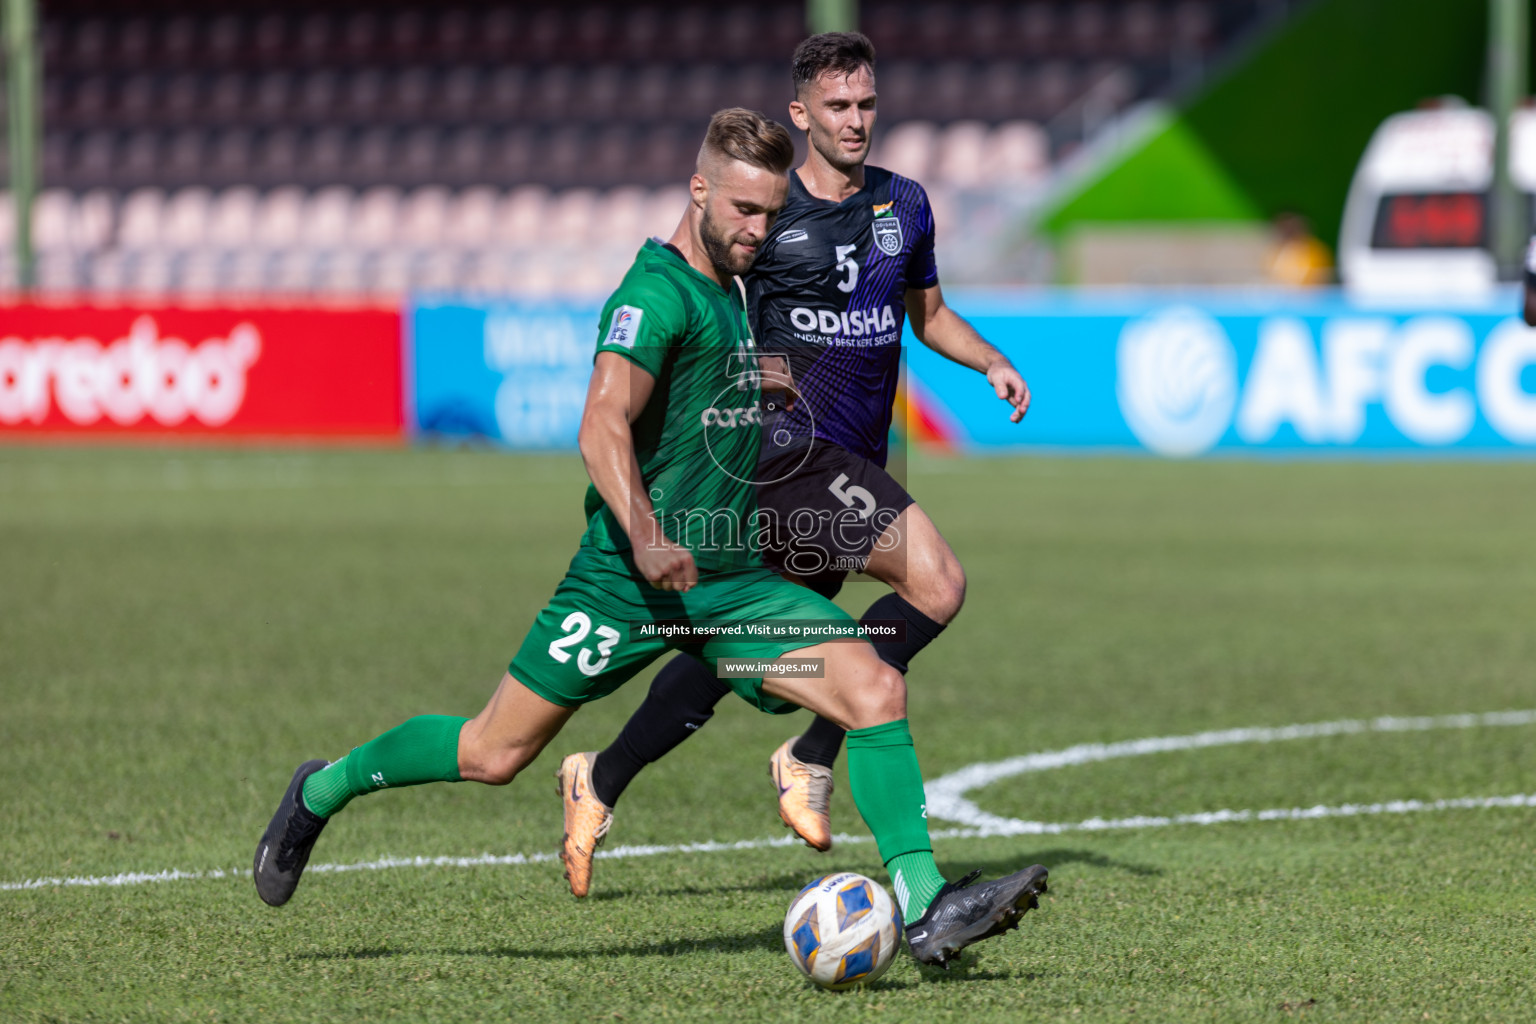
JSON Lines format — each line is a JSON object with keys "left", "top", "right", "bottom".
{"left": 699, "top": 206, "right": 758, "bottom": 278}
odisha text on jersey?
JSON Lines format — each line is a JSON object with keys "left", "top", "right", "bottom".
{"left": 788, "top": 305, "right": 900, "bottom": 340}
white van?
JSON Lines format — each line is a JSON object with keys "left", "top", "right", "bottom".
{"left": 1338, "top": 103, "right": 1535, "bottom": 301}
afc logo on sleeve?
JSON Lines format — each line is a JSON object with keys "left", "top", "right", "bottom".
{"left": 604, "top": 306, "right": 644, "bottom": 349}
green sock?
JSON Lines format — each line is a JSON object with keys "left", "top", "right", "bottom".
{"left": 887, "top": 851, "right": 948, "bottom": 923}
{"left": 845, "top": 718, "right": 946, "bottom": 921}
{"left": 301, "top": 714, "right": 468, "bottom": 818}
{"left": 300, "top": 757, "right": 356, "bottom": 818}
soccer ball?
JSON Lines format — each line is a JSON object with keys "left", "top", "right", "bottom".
{"left": 783, "top": 871, "right": 903, "bottom": 990}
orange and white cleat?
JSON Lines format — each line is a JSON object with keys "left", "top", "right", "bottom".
{"left": 769, "top": 737, "right": 834, "bottom": 852}
{"left": 555, "top": 751, "right": 613, "bottom": 898}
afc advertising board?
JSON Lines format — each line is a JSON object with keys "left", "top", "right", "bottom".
{"left": 908, "top": 290, "right": 1536, "bottom": 457}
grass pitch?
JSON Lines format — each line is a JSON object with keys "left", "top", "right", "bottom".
{"left": 2, "top": 446, "right": 1534, "bottom": 1023}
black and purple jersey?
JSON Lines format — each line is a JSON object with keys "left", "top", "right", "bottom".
{"left": 744, "top": 165, "right": 938, "bottom": 467}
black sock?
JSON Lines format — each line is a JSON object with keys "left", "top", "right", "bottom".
{"left": 857, "top": 592, "right": 947, "bottom": 675}
{"left": 791, "top": 714, "right": 846, "bottom": 768}
{"left": 791, "top": 594, "right": 948, "bottom": 768}
{"left": 591, "top": 654, "right": 730, "bottom": 807}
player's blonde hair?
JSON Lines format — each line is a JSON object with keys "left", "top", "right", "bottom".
{"left": 698, "top": 108, "right": 795, "bottom": 176}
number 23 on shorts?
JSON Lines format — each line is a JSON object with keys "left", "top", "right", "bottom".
{"left": 547, "top": 611, "right": 622, "bottom": 677}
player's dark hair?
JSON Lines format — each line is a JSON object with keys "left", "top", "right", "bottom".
{"left": 700, "top": 107, "right": 795, "bottom": 175}
{"left": 791, "top": 32, "right": 876, "bottom": 96}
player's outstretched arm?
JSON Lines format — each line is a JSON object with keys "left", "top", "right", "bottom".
{"left": 1524, "top": 237, "right": 1536, "bottom": 327}
{"left": 578, "top": 352, "right": 698, "bottom": 592}
{"left": 907, "top": 282, "right": 1031, "bottom": 423}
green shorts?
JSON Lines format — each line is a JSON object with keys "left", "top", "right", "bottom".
{"left": 509, "top": 544, "right": 855, "bottom": 714}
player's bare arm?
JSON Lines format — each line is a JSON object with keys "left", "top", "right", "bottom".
{"left": 756, "top": 353, "right": 795, "bottom": 398}
{"left": 907, "top": 282, "right": 1031, "bottom": 423}
{"left": 1524, "top": 236, "right": 1536, "bottom": 326}
{"left": 578, "top": 351, "right": 697, "bottom": 592}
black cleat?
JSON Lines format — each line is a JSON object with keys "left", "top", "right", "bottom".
{"left": 904, "top": 864, "right": 1049, "bottom": 968}
{"left": 253, "top": 759, "right": 331, "bottom": 907}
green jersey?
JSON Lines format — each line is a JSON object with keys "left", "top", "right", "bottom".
{"left": 581, "top": 239, "right": 763, "bottom": 572}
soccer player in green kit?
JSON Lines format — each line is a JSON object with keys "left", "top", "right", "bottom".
{"left": 253, "top": 109, "right": 1046, "bottom": 968}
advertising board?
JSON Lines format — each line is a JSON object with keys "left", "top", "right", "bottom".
{"left": 910, "top": 289, "right": 1536, "bottom": 456}
{"left": 0, "top": 304, "right": 403, "bottom": 439}
{"left": 411, "top": 299, "right": 597, "bottom": 448}
{"left": 407, "top": 290, "right": 1536, "bottom": 458}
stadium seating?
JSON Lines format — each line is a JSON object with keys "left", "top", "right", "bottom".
{"left": 8, "top": 0, "right": 1272, "bottom": 296}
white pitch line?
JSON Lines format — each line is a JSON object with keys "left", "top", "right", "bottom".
{"left": 8, "top": 795, "right": 1535, "bottom": 894}
{"left": 6, "top": 710, "right": 1536, "bottom": 894}
{"left": 925, "top": 709, "right": 1536, "bottom": 830}
{"left": 926, "top": 792, "right": 1536, "bottom": 836}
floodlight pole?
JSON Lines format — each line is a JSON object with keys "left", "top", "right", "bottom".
{"left": 1488, "top": 0, "right": 1528, "bottom": 277}
{"left": 4, "top": 0, "right": 39, "bottom": 292}
{"left": 808, "top": 0, "right": 857, "bottom": 35}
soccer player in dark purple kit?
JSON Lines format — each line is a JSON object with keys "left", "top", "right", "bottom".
{"left": 557, "top": 34, "right": 1034, "bottom": 927}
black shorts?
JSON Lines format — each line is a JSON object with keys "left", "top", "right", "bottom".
{"left": 755, "top": 439, "right": 915, "bottom": 599}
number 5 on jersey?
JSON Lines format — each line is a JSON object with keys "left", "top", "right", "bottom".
{"left": 548, "top": 611, "right": 622, "bottom": 677}
{"left": 835, "top": 244, "right": 860, "bottom": 294}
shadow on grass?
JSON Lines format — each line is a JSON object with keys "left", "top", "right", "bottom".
{"left": 940, "top": 846, "right": 1162, "bottom": 880}
{"left": 914, "top": 964, "right": 1023, "bottom": 985}
{"left": 293, "top": 923, "right": 787, "bottom": 962}
{"left": 292, "top": 933, "right": 1041, "bottom": 989}
{"left": 586, "top": 846, "right": 1158, "bottom": 904}
{"left": 585, "top": 869, "right": 815, "bottom": 902}
{"left": 290, "top": 851, "right": 1118, "bottom": 977}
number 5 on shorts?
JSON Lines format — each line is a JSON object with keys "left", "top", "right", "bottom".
{"left": 829, "top": 473, "right": 877, "bottom": 520}
{"left": 547, "top": 611, "right": 622, "bottom": 677}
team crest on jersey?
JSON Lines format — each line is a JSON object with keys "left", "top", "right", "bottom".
{"left": 872, "top": 217, "right": 903, "bottom": 256}
{"left": 604, "top": 305, "right": 643, "bottom": 349}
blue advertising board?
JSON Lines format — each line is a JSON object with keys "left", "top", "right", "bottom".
{"left": 410, "top": 289, "right": 1536, "bottom": 457}
{"left": 910, "top": 288, "right": 1536, "bottom": 456}
{"left": 411, "top": 298, "right": 599, "bottom": 447}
